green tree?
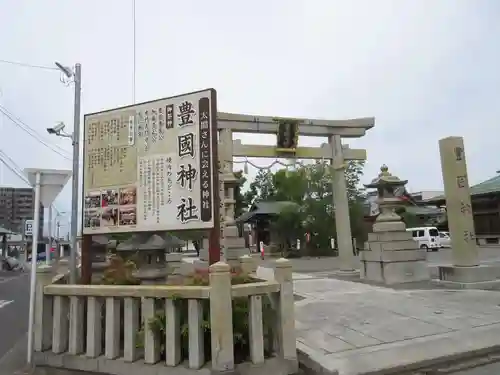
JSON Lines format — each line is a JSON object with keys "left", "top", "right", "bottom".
{"left": 243, "top": 169, "right": 275, "bottom": 205}
{"left": 270, "top": 204, "right": 305, "bottom": 256}
{"left": 233, "top": 170, "right": 248, "bottom": 218}
{"left": 243, "top": 160, "right": 367, "bottom": 255}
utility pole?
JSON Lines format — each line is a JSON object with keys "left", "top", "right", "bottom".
{"left": 69, "top": 63, "right": 81, "bottom": 284}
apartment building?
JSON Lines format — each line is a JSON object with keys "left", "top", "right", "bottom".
{"left": 0, "top": 186, "right": 44, "bottom": 238}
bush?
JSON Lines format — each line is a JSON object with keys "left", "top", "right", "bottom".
{"left": 136, "top": 269, "right": 274, "bottom": 364}
{"left": 101, "top": 254, "right": 140, "bottom": 285}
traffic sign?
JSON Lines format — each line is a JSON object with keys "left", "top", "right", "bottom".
{"left": 25, "top": 220, "right": 34, "bottom": 237}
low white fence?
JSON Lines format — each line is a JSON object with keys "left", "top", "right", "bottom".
{"left": 33, "top": 258, "right": 297, "bottom": 375}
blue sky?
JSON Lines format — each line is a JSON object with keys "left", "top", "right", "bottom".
{"left": 0, "top": 0, "right": 499, "bottom": 234}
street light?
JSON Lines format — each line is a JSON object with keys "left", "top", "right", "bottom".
{"left": 47, "top": 61, "right": 81, "bottom": 284}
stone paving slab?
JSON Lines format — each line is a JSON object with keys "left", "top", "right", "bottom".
{"left": 291, "top": 274, "right": 500, "bottom": 375}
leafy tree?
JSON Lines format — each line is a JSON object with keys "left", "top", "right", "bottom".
{"left": 243, "top": 169, "right": 275, "bottom": 205}
{"left": 233, "top": 170, "right": 248, "bottom": 218}
{"left": 269, "top": 204, "right": 305, "bottom": 255}
{"left": 243, "top": 160, "right": 367, "bottom": 255}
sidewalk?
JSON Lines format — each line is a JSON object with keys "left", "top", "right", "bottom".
{"left": 0, "top": 334, "right": 105, "bottom": 375}
{"left": 291, "top": 272, "right": 500, "bottom": 375}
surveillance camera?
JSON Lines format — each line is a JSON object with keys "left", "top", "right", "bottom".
{"left": 53, "top": 122, "right": 66, "bottom": 133}
{"left": 46, "top": 122, "right": 65, "bottom": 135}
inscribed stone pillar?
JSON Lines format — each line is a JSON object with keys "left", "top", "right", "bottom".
{"left": 329, "top": 135, "right": 356, "bottom": 272}
{"left": 439, "top": 136, "right": 479, "bottom": 267}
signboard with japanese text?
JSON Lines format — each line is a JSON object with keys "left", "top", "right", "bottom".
{"left": 82, "top": 89, "right": 218, "bottom": 234}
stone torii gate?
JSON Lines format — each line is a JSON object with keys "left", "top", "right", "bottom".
{"left": 212, "top": 112, "right": 375, "bottom": 273}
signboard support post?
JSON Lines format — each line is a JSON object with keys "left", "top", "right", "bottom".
{"left": 80, "top": 234, "right": 92, "bottom": 284}
{"left": 208, "top": 158, "right": 221, "bottom": 265}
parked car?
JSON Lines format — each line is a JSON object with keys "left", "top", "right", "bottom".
{"left": 406, "top": 226, "right": 440, "bottom": 251}
{"left": 439, "top": 231, "right": 451, "bottom": 248}
{"left": 0, "top": 255, "right": 26, "bottom": 271}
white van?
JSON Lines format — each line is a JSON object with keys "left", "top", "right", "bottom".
{"left": 406, "top": 227, "right": 440, "bottom": 251}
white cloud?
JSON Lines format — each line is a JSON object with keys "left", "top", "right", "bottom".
{"left": 0, "top": 0, "right": 499, "bottom": 233}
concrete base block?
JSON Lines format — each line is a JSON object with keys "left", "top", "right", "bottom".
{"left": 361, "top": 259, "right": 429, "bottom": 285}
{"left": 224, "top": 225, "right": 240, "bottom": 238}
{"left": 334, "top": 269, "right": 360, "bottom": 277}
{"left": 368, "top": 231, "right": 413, "bottom": 242}
{"left": 431, "top": 279, "right": 500, "bottom": 290}
{"left": 224, "top": 247, "right": 249, "bottom": 260}
{"left": 432, "top": 264, "right": 500, "bottom": 289}
{"left": 361, "top": 249, "right": 427, "bottom": 262}
{"left": 373, "top": 221, "right": 406, "bottom": 232}
{"left": 367, "top": 240, "right": 417, "bottom": 252}
{"left": 34, "top": 351, "right": 296, "bottom": 375}
{"left": 225, "top": 236, "right": 247, "bottom": 248}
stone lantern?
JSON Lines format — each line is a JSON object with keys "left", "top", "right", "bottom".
{"left": 116, "top": 233, "right": 184, "bottom": 284}
{"left": 360, "top": 165, "right": 429, "bottom": 284}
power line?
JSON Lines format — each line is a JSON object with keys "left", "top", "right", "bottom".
{"left": 0, "top": 151, "right": 30, "bottom": 185}
{"left": 0, "top": 104, "right": 71, "bottom": 155}
{"left": 0, "top": 105, "right": 72, "bottom": 161}
{"left": 0, "top": 59, "right": 59, "bottom": 71}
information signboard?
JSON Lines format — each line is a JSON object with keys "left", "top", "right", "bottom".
{"left": 82, "top": 89, "right": 217, "bottom": 234}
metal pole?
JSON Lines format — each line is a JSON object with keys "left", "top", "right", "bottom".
{"left": 21, "top": 219, "right": 26, "bottom": 262}
{"left": 57, "top": 222, "right": 63, "bottom": 259}
{"left": 27, "top": 171, "right": 41, "bottom": 365}
{"left": 46, "top": 205, "right": 52, "bottom": 265}
{"left": 69, "top": 63, "right": 81, "bottom": 284}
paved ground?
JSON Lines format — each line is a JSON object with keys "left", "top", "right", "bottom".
{"left": 3, "top": 248, "right": 500, "bottom": 375}
{"left": 257, "top": 246, "right": 500, "bottom": 274}
{"left": 0, "top": 271, "right": 29, "bottom": 359}
{"left": 289, "top": 272, "right": 500, "bottom": 374}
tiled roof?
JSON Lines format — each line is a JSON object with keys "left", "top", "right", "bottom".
{"left": 470, "top": 174, "right": 500, "bottom": 195}
{"left": 235, "top": 201, "right": 299, "bottom": 223}
{"left": 425, "top": 174, "right": 500, "bottom": 203}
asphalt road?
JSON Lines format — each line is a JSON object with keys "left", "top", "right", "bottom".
{"left": 0, "top": 271, "right": 30, "bottom": 360}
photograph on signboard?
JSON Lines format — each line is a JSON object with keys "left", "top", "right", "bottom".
{"left": 119, "top": 186, "right": 137, "bottom": 205}
{"left": 82, "top": 88, "right": 217, "bottom": 235}
{"left": 84, "top": 191, "right": 101, "bottom": 209}
{"left": 119, "top": 207, "right": 137, "bottom": 226}
{"left": 101, "top": 189, "right": 119, "bottom": 207}
{"left": 101, "top": 207, "right": 119, "bottom": 227}
{"left": 84, "top": 210, "right": 101, "bottom": 228}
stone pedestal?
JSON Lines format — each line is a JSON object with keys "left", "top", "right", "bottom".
{"left": 360, "top": 231, "right": 429, "bottom": 284}
{"left": 433, "top": 264, "right": 500, "bottom": 289}
{"left": 360, "top": 165, "right": 429, "bottom": 285}
{"left": 222, "top": 224, "right": 248, "bottom": 267}
{"left": 165, "top": 253, "right": 183, "bottom": 276}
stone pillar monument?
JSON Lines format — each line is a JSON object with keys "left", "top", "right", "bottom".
{"left": 360, "top": 165, "right": 429, "bottom": 284}
{"left": 329, "top": 135, "right": 358, "bottom": 274}
{"left": 434, "top": 136, "right": 500, "bottom": 288}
